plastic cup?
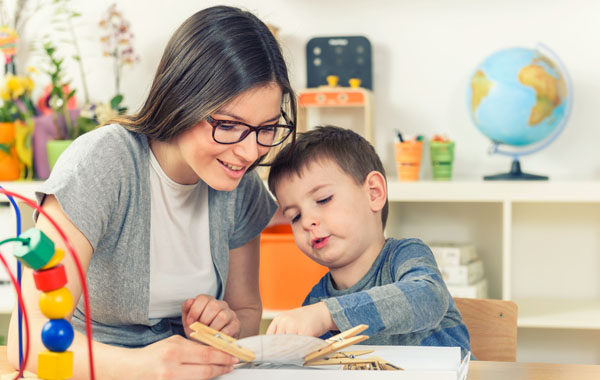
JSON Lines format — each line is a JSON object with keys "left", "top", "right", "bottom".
{"left": 430, "top": 141, "right": 455, "bottom": 180}
{"left": 395, "top": 141, "right": 423, "bottom": 181}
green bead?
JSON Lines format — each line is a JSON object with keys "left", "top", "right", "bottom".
{"left": 13, "top": 228, "right": 55, "bottom": 270}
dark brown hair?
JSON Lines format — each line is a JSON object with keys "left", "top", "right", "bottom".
{"left": 116, "top": 6, "right": 296, "bottom": 168}
{"left": 268, "top": 126, "right": 388, "bottom": 229}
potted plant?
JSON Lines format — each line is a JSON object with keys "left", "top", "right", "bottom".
{"left": 34, "top": 40, "right": 82, "bottom": 175}
{"left": 0, "top": 70, "right": 37, "bottom": 180}
{"left": 74, "top": 3, "right": 139, "bottom": 133}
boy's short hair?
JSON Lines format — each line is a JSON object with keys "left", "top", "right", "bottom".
{"left": 268, "top": 125, "right": 389, "bottom": 229}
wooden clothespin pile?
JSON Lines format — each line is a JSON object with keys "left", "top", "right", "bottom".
{"left": 189, "top": 322, "right": 402, "bottom": 371}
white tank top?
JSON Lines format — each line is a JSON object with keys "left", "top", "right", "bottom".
{"left": 148, "top": 151, "right": 217, "bottom": 318}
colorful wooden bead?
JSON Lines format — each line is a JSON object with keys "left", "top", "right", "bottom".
{"left": 12, "top": 228, "right": 55, "bottom": 270}
{"left": 40, "top": 248, "right": 65, "bottom": 270}
{"left": 33, "top": 264, "right": 67, "bottom": 292}
{"left": 39, "top": 287, "right": 73, "bottom": 320}
{"left": 41, "top": 319, "right": 74, "bottom": 352}
{"left": 37, "top": 350, "right": 73, "bottom": 380}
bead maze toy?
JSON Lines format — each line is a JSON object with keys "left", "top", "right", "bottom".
{"left": 300, "top": 35, "right": 375, "bottom": 145}
{"left": 0, "top": 187, "right": 96, "bottom": 380}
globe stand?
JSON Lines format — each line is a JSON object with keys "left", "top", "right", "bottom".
{"left": 484, "top": 158, "right": 548, "bottom": 181}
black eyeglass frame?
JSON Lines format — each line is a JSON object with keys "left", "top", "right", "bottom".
{"left": 205, "top": 109, "right": 295, "bottom": 147}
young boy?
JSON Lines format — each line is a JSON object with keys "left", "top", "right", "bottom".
{"left": 266, "top": 126, "right": 471, "bottom": 357}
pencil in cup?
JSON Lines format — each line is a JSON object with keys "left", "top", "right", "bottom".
{"left": 394, "top": 141, "right": 423, "bottom": 181}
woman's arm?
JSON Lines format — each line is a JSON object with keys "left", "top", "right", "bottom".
{"left": 7, "top": 195, "right": 237, "bottom": 380}
{"left": 223, "top": 235, "right": 262, "bottom": 338}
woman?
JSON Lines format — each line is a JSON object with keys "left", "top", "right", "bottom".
{"left": 8, "top": 5, "right": 296, "bottom": 379}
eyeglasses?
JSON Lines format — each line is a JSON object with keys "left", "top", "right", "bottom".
{"left": 205, "top": 110, "right": 295, "bottom": 147}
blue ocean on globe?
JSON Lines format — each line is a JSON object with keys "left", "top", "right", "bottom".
{"left": 468, "top": 47, "right": 568, "bottom": 147}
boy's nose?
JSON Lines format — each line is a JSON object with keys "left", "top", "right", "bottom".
{"left": 302, "top": 217, "right": 319, "bottom": 230}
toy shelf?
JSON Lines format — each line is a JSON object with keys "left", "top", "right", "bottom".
{"left": 297, "top": 86, "right": 374, "bottom": 144}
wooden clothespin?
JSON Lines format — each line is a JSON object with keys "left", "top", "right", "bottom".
{"left": 189, "top": 322, "right": 256, "bottom": 362}
{"left": 304, "top": 324, "right": 369, "bottom": 363}
{"left": 305, "top": 351, "right": 403, "bottom": 371}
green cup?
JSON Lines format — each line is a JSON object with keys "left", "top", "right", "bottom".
{"left": 430, "top": 141, "right": 455, "bottom": 180}
{"left": 47, "top": 139, "right": 73, "bottom": 171}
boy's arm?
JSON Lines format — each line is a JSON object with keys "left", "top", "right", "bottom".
{"left": 323, "top": 246, "right": 449, "bottom": 338}
{"left": 266, "top": 301, "right": 336, "bottom": 336}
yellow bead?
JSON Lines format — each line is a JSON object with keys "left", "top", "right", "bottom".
{"left": 39, "top": 287, "right": 73, "bottom": 320}
{"left": 40, "top": 249, "right": 65, "bottom": 270}
{"left": 37, "top": 350, "right": 73, "bottom": 380}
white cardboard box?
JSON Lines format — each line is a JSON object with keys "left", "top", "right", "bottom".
{"left": 220, "top": 345, "right": 469, "bottom": 380}
{"left": 429, "top": 243, "right": 477, "bottom": 267}
{"left": 440, "top": 259, "right": 484, "bottom": 285}
{"left": 446, "top": 278, "right": 488, "bottom": 299}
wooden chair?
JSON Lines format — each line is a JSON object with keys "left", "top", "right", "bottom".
{"left": 453, "top": 297, "right": 518, "bottom": 362}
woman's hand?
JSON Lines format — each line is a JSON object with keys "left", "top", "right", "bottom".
{"left": 182, "top": 295, "right": 241, "bottom": 339}
{"left": 130, "top": 335, "right": 238, "bottom": 379}
{"left": 266, "top": 302, "right": 336, "bottom": 337}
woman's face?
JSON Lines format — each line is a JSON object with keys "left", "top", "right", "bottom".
{"left": 170, "top": 83, "right": 283, "bottom": 190}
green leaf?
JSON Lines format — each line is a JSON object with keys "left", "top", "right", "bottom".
{"left": 0, "top": 143, "right": 11, "bottom": 154}
{"left": 110, "top": 94, "right": 124, "bottom": 110}
{"left": 76, "top": 116, "right": 99, "bottom": 134}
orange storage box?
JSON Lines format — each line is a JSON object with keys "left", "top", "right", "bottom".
{"left": 259, "top": 224, "right": 329, "bottom": 310}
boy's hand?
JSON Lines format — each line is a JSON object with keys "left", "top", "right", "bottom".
{"left": 266, "top": 302, "right": 336, "bottom": 337}
{"left": 182, "top": 295, "right": 241, "bottom": 339}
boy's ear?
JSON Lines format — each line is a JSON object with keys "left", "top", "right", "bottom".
{"left": 365, "top": 171, "right": 387, "bottom": 213}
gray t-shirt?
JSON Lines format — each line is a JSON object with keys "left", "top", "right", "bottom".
{"left": 36, "top": 124, "right": 277, "bottom": 347}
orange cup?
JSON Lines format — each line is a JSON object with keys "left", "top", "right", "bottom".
{"left": 395, "top": 141, "right": 423, "bottom": 181}
{"left": 259, "top": 225, "right": 329, "bottom": 310}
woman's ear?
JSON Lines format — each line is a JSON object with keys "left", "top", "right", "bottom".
{"left": 364, "top": 171, "right": 387, "bottom": 212}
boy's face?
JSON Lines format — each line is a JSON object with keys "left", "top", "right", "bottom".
{"left": 275, "top": 159, "right": 385, "bottom": 273}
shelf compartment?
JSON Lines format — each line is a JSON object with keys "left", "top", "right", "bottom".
{"left": 517, "top": 298, "right": 600, "bottom": 329}
{"left": 387, "top": 201, "right": 504, "bottom": 299}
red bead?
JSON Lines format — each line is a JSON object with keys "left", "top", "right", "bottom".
{"left": 33, "top": 264, "right": 67, "bottom": 292}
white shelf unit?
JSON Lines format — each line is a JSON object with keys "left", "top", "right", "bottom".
{"left": 385, "top": 180, "right": 600, "bottom": 328}
{"left": 385, "top": 180, "right": 600, "bottom": 363}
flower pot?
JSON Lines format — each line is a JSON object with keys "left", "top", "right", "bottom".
{"left": 46, "top": 139, "right": 73, "bottom": 172}
{"left": 33, "top": 109, "right": 80, "bottom": 179}
{"left": 0, "top": 121, "right": 20, "bottom": 180}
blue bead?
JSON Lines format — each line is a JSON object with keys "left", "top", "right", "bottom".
{"left": 41, "top": 319, "right": 74, "bottom": 352}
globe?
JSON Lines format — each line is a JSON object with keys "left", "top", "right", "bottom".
{"left": 467, "top": 45, "right": 572, "bottom": 180}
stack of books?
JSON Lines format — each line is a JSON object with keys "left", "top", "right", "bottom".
{"left": 429, "top": 242, "right": 487, "bottom": 299}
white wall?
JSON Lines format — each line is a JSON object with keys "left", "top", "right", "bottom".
{"left": 12, "top": 0, "right": 600, "bottom": 181}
